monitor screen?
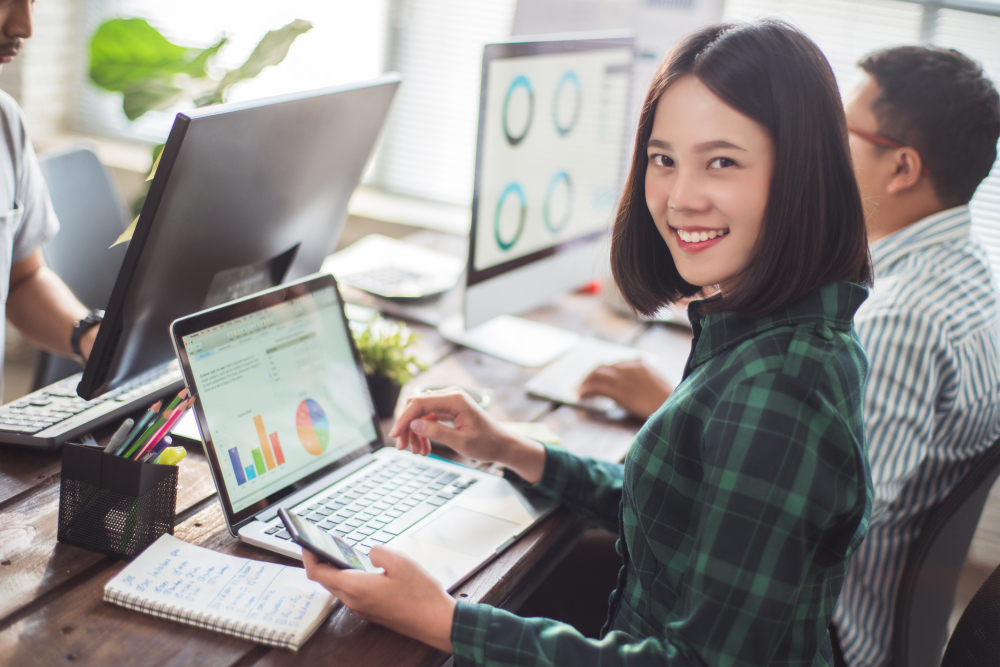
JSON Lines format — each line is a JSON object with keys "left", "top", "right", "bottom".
{"left": 77, "top": 76, "right": 400, "bottom": 400}
{"left": 463, "top": 35, "right": 633, "bottom": 329}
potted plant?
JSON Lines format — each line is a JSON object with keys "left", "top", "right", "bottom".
{"left": 353, "top": 318, "right": 428, "bottom": 418}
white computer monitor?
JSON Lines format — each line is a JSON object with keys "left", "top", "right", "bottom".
{"left": 441, "top": 33, "right": 634, "bottom": 366}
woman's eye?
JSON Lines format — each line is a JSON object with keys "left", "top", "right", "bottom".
{"left": 709, "top": 157, "right": 737, "bottom": 169}
{"left": 650, "top": 154, "right": 674, "bottom": 168}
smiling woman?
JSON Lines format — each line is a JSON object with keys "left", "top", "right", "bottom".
{"left": 644, "top": 75, "right": 774, "bottom": 292}
{"left": 612, "top": 20, "right": 871, "bottom": 318}
{"left": 298, "top": 20, "right": 877, "bottom": 667}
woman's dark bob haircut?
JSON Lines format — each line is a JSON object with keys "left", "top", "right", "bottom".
{"left": 612, "top": 20, "right": 872, "bottom": 318}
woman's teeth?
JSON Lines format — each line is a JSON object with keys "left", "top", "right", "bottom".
{"left": 677, "top": 229, "right": 729, "bottom": 243}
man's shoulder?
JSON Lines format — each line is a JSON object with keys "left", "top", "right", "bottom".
{"left": 0, "top": 89, "right": 26, "bottom": 160}
{"left": 861, "top": 235, "right": 998, "bottom": 340}
{"left": 0, "top": 89, "right": 23, "bottom": 126}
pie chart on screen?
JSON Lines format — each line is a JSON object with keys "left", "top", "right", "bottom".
{"left": 296, "top": 399, "right": 329, "bottom": 456}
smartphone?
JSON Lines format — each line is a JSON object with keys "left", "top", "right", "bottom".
{"left": 278, "top": 507, "right": 376, "bottom": 572}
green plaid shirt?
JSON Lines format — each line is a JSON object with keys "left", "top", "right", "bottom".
{"left": 452, "top": 281, "right": 873, "bottom": 667}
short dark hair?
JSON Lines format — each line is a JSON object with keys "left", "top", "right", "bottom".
{"left": 859, "top": 45, "right": 1000, "bottom": 208}
{"left": 611, "top": 20, "right": 872, "bottom": 318}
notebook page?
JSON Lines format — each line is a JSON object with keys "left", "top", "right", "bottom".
{"left": 104, "top": 533, "right": 336, "bottom": 649}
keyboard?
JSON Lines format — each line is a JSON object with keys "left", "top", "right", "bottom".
{"left": 270, "top": 458, "right": 478, "bottom": 555}
{"left": 524, "top": 337, "right": 659, "bottom": 417}
{"left": 0, "top": 362, "right": 185, "bottom": 450}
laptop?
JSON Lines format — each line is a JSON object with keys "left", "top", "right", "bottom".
{"left": 170, "top": 273, "right": 555, "bottom": 590}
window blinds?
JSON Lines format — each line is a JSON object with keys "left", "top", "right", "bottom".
{"left": 722, "top": 0, "right": 1000, "bottom": 276}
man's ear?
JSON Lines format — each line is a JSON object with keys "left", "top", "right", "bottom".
{"left": 885, "top": 147, "right": 925, "bottom": 195}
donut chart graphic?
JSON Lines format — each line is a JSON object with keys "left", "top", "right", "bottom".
{"left": 544, "top": 171, "right": 572, "bottom": 234}
{"left": 494, "top": 182, "right": 527, "bottom": 251}
{"left": 296, "top": 398, "right": 330, "bottom": 456}
{"left": 552, "top": 70, "right": 582, "bottom": 136}
{"left": 502, "top": 75, "right": 534, "bottom": 146}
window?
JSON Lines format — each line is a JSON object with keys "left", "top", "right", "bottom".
{"left": 76, "top": 0, "right": 389, "bottom": 143}
{"left": 721, "top": 0, "right": 1000, "bottom": 275}
{"left": 76, "top": 0, "right": 518, "bottom": 209}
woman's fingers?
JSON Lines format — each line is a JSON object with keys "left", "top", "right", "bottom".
{"left": 409, "top": 417, "right": 460, "bottom": 450}
{"left": 389, "top": 390, "right": 466, "bottom": 438}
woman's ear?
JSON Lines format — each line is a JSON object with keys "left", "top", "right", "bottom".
{"left": 885, "top": 147, "right": 925, "bottom": 195}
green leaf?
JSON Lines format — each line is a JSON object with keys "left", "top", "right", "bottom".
{"left": 90, "top": 19, "right": 195, "bottom": 92}
{"left": 122, "top": 79, "right": 186, "bottom": 120}
{"left": 183, "top": 37, "right": 228, "bottom": 78}
{"left": 232, "top": 19, "right": 313, "bottom": 83}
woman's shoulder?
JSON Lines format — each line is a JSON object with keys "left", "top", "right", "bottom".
{"left": 714, "top": 319, "right": 867, "bottom": 391}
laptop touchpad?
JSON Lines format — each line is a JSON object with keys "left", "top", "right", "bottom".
{"left": 412, "top": 507, "right": 518, "bottom": 557}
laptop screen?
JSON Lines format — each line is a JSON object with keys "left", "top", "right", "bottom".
{"left": 180, "top": 282, "right": 378, "bottom": 514}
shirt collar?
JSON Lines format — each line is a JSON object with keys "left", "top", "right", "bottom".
{"left": 869, "top": 205, "right": 971, "bottom": 277}
{"left": 685, "top": 280, "right": 869, "bottom": 373}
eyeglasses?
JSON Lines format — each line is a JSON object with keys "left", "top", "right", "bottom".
{"left": 847, "top": 126, "right": 930, "bottom": 176}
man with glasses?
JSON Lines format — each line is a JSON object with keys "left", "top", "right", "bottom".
{"left": 832, "top": 45, "right": 1000, "bottom": 667}
{"left": 577, "top": 43, "right": 1000, "bottom": 667}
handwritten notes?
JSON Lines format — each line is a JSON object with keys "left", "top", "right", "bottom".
{"left": 104, "top": 534, "right": 336, "bottom": 650}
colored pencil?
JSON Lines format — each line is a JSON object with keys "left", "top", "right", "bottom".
{"left": 115, "top": 400, "right": 162, "bottom": 456}
{"left": 122, "top": 389, "right": 188, "bottom": 459}
{"left": 133, "top": 397, "right": 194, "bottom": 461}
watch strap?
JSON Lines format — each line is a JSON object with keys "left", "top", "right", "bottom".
{"left": 71, "top": 308, "right": 104, "bottom": 361}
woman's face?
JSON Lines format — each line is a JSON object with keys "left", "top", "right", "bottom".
{"left": 645, "top": 75, "right": 775, "bottom": 292}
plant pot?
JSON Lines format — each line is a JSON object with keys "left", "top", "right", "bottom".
{"left": 366, "top": 374, "right": 402, "bottom": 419}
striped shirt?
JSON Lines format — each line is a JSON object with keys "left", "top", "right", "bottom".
{"left": 833, "top": 205, "right": 1000, "bottom": 667}
{"left": 452, "top": 281, "right": 872, "bottom": 667}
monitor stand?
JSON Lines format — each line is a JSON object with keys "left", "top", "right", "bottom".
{"left": 439, "top": 314, "right": 580, "bottom": 367}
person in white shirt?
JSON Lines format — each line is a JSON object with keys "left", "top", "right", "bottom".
{"left": 579, "top": 44, "right": 1000, "bottom": 667}
{"left": 0, "top": 0, "right": 101, "bottom": 400}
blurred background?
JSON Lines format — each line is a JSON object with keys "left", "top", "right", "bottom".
{"left": 1, "top": 0, "right": 998, "bottom": 620}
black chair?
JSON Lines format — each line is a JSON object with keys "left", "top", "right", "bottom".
{"left": 33, "top": 145, "right": 130, "bottom": 391}
{"left": 941, "top": 560, "right": 1000, "bottom": 666}
{"left": 892, "top": 436, "right": 1000, "bottom": 667}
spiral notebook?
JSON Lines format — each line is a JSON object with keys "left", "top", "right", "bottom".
{"left": 103, "top": 534, "right": 335, "bottom": 651}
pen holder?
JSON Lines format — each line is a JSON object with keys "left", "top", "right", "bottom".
{"left": 57, "top": 444, "right": 178, "bottom": 559}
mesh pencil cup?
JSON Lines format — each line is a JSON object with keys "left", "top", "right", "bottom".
{"left": 57, "top": 444, "right": 178, "bottom": 559}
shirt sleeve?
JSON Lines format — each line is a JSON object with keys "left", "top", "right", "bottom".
{"left": 853, "top": 305, "right": 945, "bottom": 506}
{"left": 452, "top": 372, "right": 868, "bottom": 667}
{"left": 9, "top": 101, "right": 59, "bottom": 264}
{"left": 507, "top": 443, "right": 623, "bottom": 533}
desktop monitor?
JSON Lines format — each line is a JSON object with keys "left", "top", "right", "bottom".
{"left": 77, "top": 75, "right": 400, "bottom": 400}
{"left": 441, "top": 34, "right": 634, "bottom": 366}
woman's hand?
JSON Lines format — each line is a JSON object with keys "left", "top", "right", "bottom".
{"left": 389, "top": 388, "right": 546, "bottom": 483}
{"left": 578, "top": 359, "right": 674, "bottom": 420}
{"left": 302, "top": 548, "right": 456, "bottom": 652}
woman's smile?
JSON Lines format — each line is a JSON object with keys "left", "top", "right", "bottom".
{"left": 672, "top": 226, "right": 730, "bottom": 250}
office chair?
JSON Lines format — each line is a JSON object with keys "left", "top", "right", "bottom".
{"left": 891, "top": 435, "right": 1000, "bottom": 667}
{"left": 32, "top": 145, "right": 130, "bottom": 391}
{"left": 940, "top": 560, "right": 1000, "bottom": 667}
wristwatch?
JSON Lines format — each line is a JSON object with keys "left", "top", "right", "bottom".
{"left": 71, "top": 308, "right": 104, "bottom": 364}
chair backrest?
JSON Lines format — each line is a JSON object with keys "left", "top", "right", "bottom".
{"left": 940, "top": 560, "right": 1000, "bottom": 667}
{"left": 33, "top": 145, "right": 130, "bottom": 390}
{"left": 892, "top": 436, "right": 1000, "bottom": 667}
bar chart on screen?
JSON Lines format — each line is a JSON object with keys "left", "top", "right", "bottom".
{"left": 227, "top": 412, "right": 288, "bottom": 485}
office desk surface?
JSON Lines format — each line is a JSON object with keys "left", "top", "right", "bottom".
{"left": 0, "top": 290, "right": 692, "bottom": 667}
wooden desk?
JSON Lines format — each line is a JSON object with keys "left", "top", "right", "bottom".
{"left": 0, "top": 290, "right": 692, "bottom": 667}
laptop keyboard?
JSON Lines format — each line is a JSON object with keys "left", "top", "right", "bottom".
{"left": 270, "top": 458, "right": 478, "bottom": 555}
